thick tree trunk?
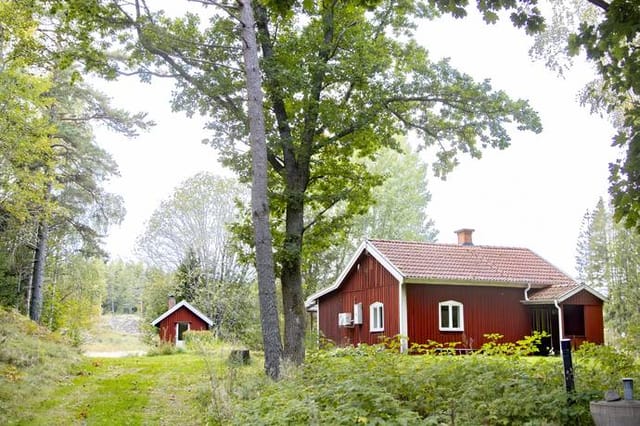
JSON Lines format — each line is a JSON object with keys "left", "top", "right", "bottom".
{"left": 29, "top": 220, "right": 49, "bottom": 322}
{"left": 281, "top": 186, "right": 306, "bottom": 365}
{"left": 238, "top": 0, "right": 282, "bottom": 380}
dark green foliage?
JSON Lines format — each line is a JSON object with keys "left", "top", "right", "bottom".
{"left": 430, "top": 0, "right": 546, "bottom": 34}
{"left": 174, "top": 248, "right": 203, "bottom": 303}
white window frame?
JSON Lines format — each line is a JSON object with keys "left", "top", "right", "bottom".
{"left": 370, "top": 302, "right": 384, "bottom": 332}
{"left": 439, "top": 300, "right": 464, "bottom": 332}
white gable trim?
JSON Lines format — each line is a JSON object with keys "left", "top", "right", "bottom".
{"left": 151, "top": 300, "right": 214, "bottom": 327}
{"left": 522, "top": 284, "right": 608, "bottom": 305}
{"left": 556, "top": 284, "right": 607, "bottom": 303}
{"left": 304, "top": 240, "right": 405, "bottom": 308}
{"left": 365, "top": 242, "right": 404, "bottom": 282}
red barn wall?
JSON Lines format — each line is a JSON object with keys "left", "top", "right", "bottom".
{"left": 318, "top": 253, "right": 399, "bottom": 346}
{"left": 157, "top": 306, "right": 210, "bottom": 344}
{"left": 406, "top": 284, "right": 530, "bottom": 349}
{"left": 562, "top": 290, "right": 604, "bottom": 345}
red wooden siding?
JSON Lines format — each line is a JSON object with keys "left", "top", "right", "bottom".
{"left": 406, "top": 284, "right": 530, "bottom": 349}
{"left": 318, "top": 253, "right": 399, "bottom": 346}
{"left": 315, "top": 252, "right": 605, "bottom": 350}
{"left": 157, "top": 306, "right": 210, "bottom": 344}
{"left": 564, "top": 290, "right": 602, "bottom": 306}
{"left": 561, "top": 289, "right": 604, "bottom": 345}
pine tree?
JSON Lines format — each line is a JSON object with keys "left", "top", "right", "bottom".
{"left": 575, "top": 198, "right": 640, "bottom": 354}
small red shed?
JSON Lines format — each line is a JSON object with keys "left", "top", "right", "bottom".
{"left": 305, "top": 230, "right": 606, "bottom": 354}
{"left": 151, "top": 300, "right": 213, "bottom": 346}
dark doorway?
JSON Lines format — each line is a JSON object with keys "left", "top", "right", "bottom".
{"left": 529, "top": 306, "right": 560, "bottom": 355}
{"left": 563, "top": 305, "right": 585, "bottom": 337}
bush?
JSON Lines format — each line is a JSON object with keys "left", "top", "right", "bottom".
{"left": 230, "top": 340, "right": 635, "bottom": 425}
{"left": 574, "top": 342, "right": 639, "bottom": 395}
{"left": 146, "top": 341, "right": 184, "bottom": 356}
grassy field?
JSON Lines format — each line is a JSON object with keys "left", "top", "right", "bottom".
{"left": 10, "top": 353, "right": 212, "bottom": 425}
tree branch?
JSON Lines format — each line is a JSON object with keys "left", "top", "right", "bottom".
{"left": 585, "top": 0, "right": 609, "bottom": 12}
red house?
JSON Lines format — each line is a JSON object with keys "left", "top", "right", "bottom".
{"left": 151, "top": 299, "right": 213, "bottom": 347}
{"left": 305, "top": 230, "right": 606, "bottom": 353}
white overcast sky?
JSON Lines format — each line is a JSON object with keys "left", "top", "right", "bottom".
{"left": 98, "top": 7, "right": 617, "bottom": 278}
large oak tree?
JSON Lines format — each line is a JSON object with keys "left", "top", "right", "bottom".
{"left": 47, "top": 0, "right": 544, "bottom": 367}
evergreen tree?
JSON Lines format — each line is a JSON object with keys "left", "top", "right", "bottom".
{"left": 575, "top": 198, "right": 640, "bottom": 354}
{"left": 174, "top": 248, "right": 203, "bottom": 303}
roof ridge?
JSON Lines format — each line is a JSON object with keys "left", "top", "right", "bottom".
{"left": 369, "top": 238, "right": 532, "bottom": 251}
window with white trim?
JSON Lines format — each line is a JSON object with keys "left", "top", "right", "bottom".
{"left": 370, "top": 302, "right": 384, "bottom": 332}
{"left": 439, "top": 300, "right": 464, "bottom": 332}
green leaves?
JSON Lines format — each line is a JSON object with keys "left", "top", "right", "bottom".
{"left": 232, "top": 343, "right": 634, "bottom": 424}
{"left": 430, "top": 0, "right": 546, "bottom": 34}
{"left": 566, "top": 0, "right": 640, "bottom": 230}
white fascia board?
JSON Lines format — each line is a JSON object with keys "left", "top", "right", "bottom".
{"left": 365, "top": 242, "right": 404, "bottom": 283}
{"left": 556, "top": 284, "right": 607, "bottom": 303}
{"left": 151, "top": 300, "right": 214, "bottom": 327}
{"left": 304, "top": 240, "right": 369, "bottom": 308}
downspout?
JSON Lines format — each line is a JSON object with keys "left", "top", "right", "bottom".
{"left": 399, "top": 279, "right": 408, "bottom": 353}
{"left": 524, "top": 282, "right": 531, "bottom": 302}
{"left": 554, "top": 299, "right": 564, "bottom": 353}
{"left": 315, "top": 302, "right": 320, "bottom": 345}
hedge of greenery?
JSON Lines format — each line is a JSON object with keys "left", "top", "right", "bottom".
{"left": 230, "top": 340, "right": 638, "bottom": 425}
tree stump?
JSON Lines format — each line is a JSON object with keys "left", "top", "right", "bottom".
{"left": 229, "top": 349, "right": 250, "bottom": 365}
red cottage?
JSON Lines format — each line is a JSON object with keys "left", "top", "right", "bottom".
{"left": 151, "top": 299, "right": 213, "bottom": 347}
{"left": 305, "top": 229, "right": 606, "bottom": 353}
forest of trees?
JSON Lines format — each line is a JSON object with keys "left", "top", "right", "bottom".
{"left": 0, "top": 0, "right": 639, "bottom": 379}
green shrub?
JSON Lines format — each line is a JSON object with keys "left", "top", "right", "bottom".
{"left": 574, "top": 342, "right": 639, "bottom": 395}
{"left": 146, "top": 341, "right": 184, "bottom": 356}
{"left": 230, "top": 340, "right": 633, "bottom": 425}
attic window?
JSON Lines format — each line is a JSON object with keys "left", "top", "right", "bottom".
{"left": 439, "top": 300, "right": 464, "bottom": 332}
{"left": 370, "top": 302, "right": 384, "bottom": 332}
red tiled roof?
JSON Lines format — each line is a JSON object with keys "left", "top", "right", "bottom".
{"left": 369, "top": 239, "right": 576, "bottom": 287}
{"left": 527, "top": 285, "right": 576, "bottom": 301}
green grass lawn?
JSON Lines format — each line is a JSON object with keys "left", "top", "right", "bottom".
{"left": 9, "top": 353, "right": 211, "bottom": 426}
